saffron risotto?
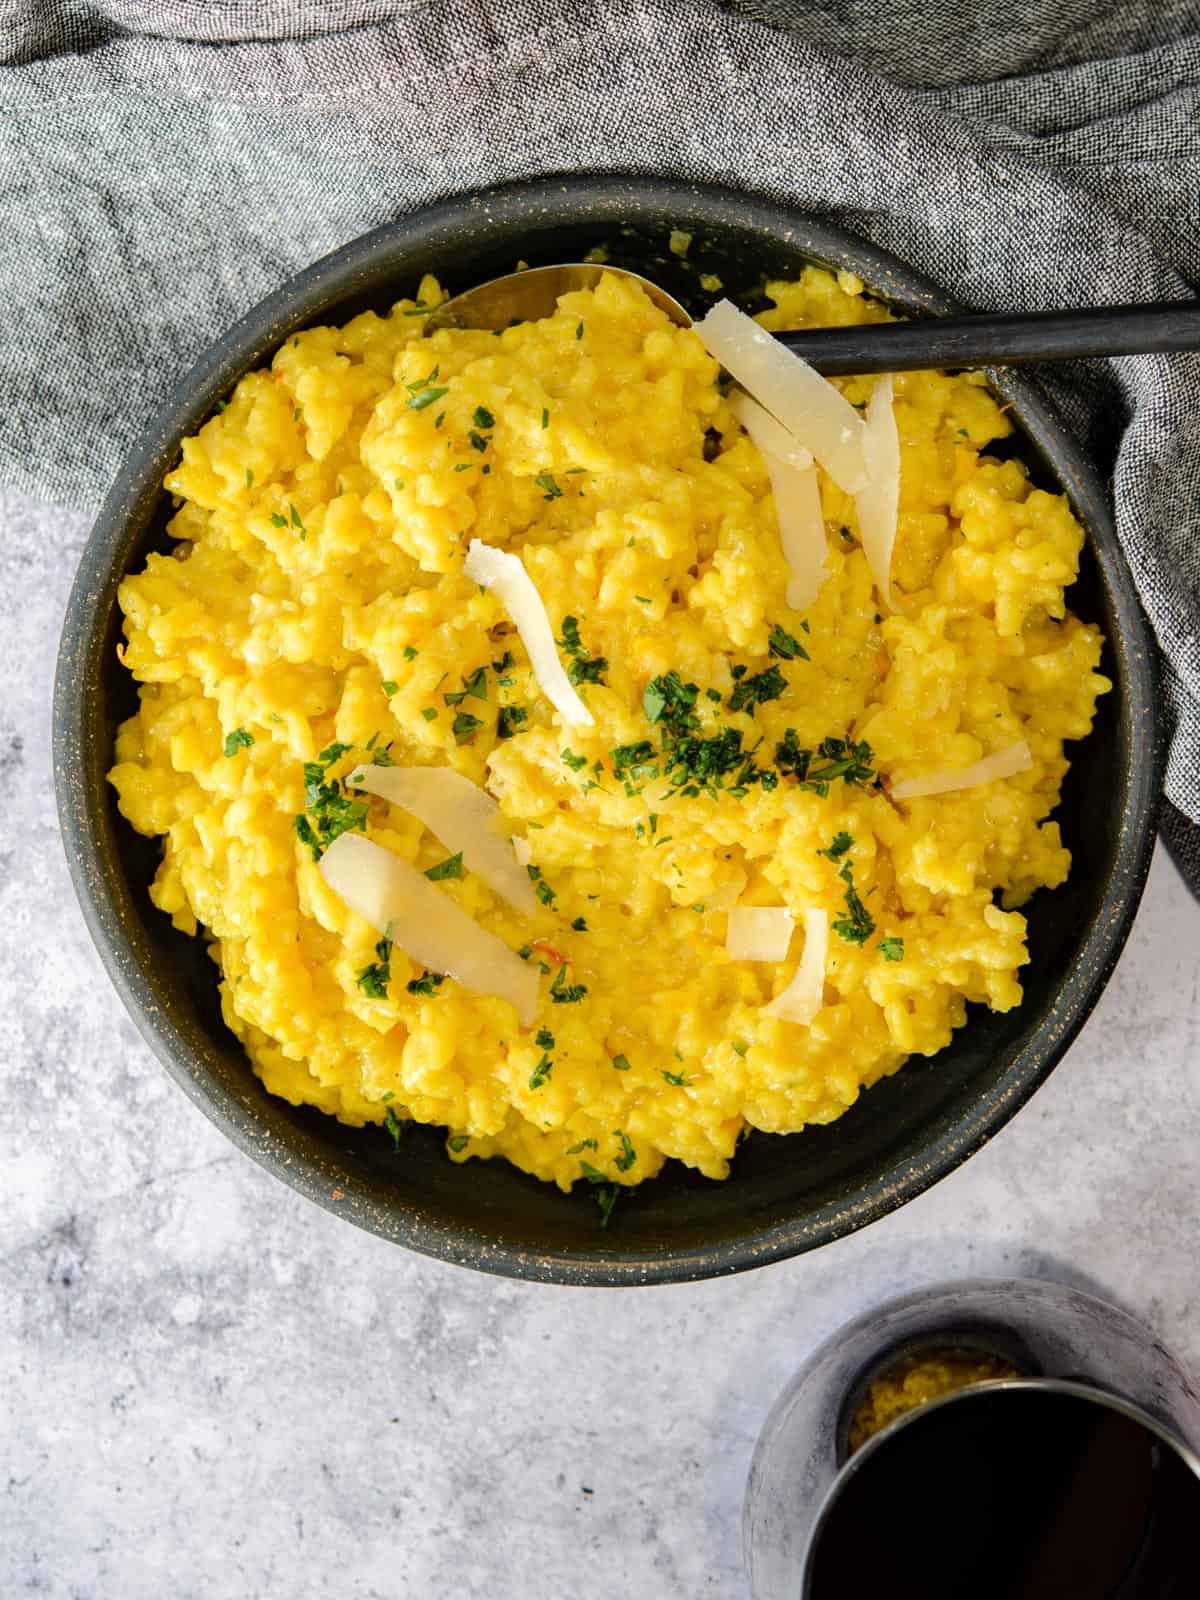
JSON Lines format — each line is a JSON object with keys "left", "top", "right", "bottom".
{"left": 109, "top": 266, "right": 1108, "bottom": 1201}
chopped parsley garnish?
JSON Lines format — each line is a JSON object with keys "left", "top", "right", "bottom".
{"left": 535, "top": 472, "right": 562, "bottom": 500}
{"left": 611, "top": 1054, "right": 631, "bottom": 1072}
{"left": 610, "top": 740, "right": 658, "bottom": 781}
{"left": 403, "top": 645, "right": 419, "bottom": 661}
{"left": 643, "top": 670, "right": 698, "bottom": 731}
{"left": 567, "top": 1138, "right": 597, "bottom": 1154}
{"left": 575, "top": 321, "right": 584, "bottom": 340}
{"left": 833, "top": 858, "right": 876, "bottom": 946}
{"left": 821, "top": 831, "right": 854, "bottom": 861}
{"left": 579, "top": 1162, "right": 619, "bottom": 1226}
{"left": 269, "top": 513, "right": 287, "bottom": 528}
{"left": 383, "top": 1105, "right": 405, "bottom": 1150}
{"left": 571, "top": 916, "right": 588, "bottom": 932}
{"left": 408, "top": 385, "right": 449, "bottom": 412}
{"left": 557, "top": 615, "right": 608, "bottom": 687}
{"left": 447, "top": 1134, "right": 470, "bottom": 1152}
{"left": 452, "top": 711, "right": 483, "bottom": 744}
{"left": 223, "top": 728, "right": 254, "bottom": 757}
{"left": 467, "top": 430, "right": 489, "bottom": 453}
{"left": 728, "top": 664, "right": 787, "bottom": 714}
{"left": 878, "top": 936, "right": 905, "bottom": 962}
{"left": 371, "top": 747, "right": 395, "bottom": 767}
{"left": 731, "top": 1039, "right": 749, "bottom": 1057}
{"left": 550, "top": 965, "right": 587, "bottom": 1004}
{"left": 425, "top": 851, "right": 464, "bottom": 881}
{"left": 663, "top": 1069, "right": 693, "bottom": 1087}
{"left": 294, "top": 742, "right": 367, "bottom": 860}
{"left": 613, "top": 1130, "right": 636, "bottom": 1172}
{"left": 289, "top": 503, "right": 307, "bottom": 539}
{"left": 541, "top": 407, "right": 550, "bottom": 429}
{"left": 561, "top": 748, "right": 587, "bottom": 771}
{"left": 407, "top": 365, "right": 440, "bottom": 391}
{"left": 535, "top": 1027, "right": 555, "bottom": 1050}
{"left": 527, "top": 864, "right": 557, "bottom": 908}
{"left": 245, "top": 468, "right": 253, "bottom": 488}
{"left": 382, "top": 679, "right": 400, "bottom": 695}
{"left": 420, "top": 706, "right": 438, "bottom": 722}
{"left": 529, "top": 1052, "right": 555, "bottom": 1090}
{"left": 406, "top": 970, "right": 445, "bottom": 997}
{"left": 775, "top": 733, "right": 876, "bottom": 795}
{"left": 496, "top": 705, "right": 528, "bottom": 740}
{"left": 473, "top": 405, "right": 495, "bottom": 430}
{"left": 768, "top": 623, "right": 810, "bottom": 661}
{"left": 356, "top": 937, "right": 393, "bottom": 998}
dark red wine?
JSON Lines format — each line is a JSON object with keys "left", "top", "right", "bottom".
{"left": 808, "top": 1387, "right": 1200, "bottom": 1599}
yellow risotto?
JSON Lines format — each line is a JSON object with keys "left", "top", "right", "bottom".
{"left": 109, "top": 266, "right": 1108, "bottom": 1203}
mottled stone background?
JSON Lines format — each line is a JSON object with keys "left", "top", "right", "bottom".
{"left": 3, "top": 486, "right": 1197, "bottom": 1598}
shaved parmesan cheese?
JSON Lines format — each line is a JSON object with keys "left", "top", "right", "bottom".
{"left": 707, "top": 875, "right": 749, "bottom": 913}
{"left": 730, "top": 391, "right": 813, "bottom": 471}
{"left": 319, "top": 832, "right": 538, "bottom": 1026}
{"left": 855, "top": 373, "right": 900, "bottom": 609}
{"left": 726, "top": 906, "right": 795, "bottom": 963}
{"left": 891, "top": 740, "right": 1033, "bottom": 801}
{"left": 732, "top": 392, "right": 829, "bottom": 611}
{"left": 695, "top": 300, "right": 867, "bottom": 493}
{"left": 463, "top": 540, "right": 593, "bottom": 728}
{"left": 511, "top": 836, "right": 533, "bottom": 867}
{"left": 347, "top": 763, "right": 535, "bottom": 915}
{"left": 763, "top": 908, "right": 828, "bottom": 1026}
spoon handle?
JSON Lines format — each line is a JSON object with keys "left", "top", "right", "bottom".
{"left": 776, "top": 301, "right": 1200, "bottom": 374}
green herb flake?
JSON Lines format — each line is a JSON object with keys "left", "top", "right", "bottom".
{"left": 541, "top": 407, "right": 550, "bottom": 429}
{"left": 245, "top": 468, "right": 254, "bottom": 488}
{"left": 383, "top": 1105, "right": 405, "bottom": 1150}
{"left": 408, "top": 385, "right": 450, "bottom": 412}
{"left": 550, "top": 965, "right": 587, "bottom": 1004}
{"left": 663, "top": 1069, "right": 694, "bottom": 1087}
{"left": 425, "top": 851, "right": 464, "bottom": 882}
{"left": 452, "top": 711, "right": 483, "bottom": 744}
{"left": 406, "top": 970, "right": 445, "bottom": 997}
{"left": 468, "top": 430, "right": 489, "bottom": 453}
{"left": 611, "top": 1054, "right": 631, "bottom": 1072}
{"left": 269, "top": 512, "right": 288, "bottom": 529}
{"left": 567, "top": 1138, "right": 598, "bottom": 1154}
{"left": 561, "top": 748, "right": 587, "bottom": 772}
{"left": 473, "top": 405, "right": 495, "bottom": 430}
{"left": 575, "top": 321, "right": 584, "bottom": 340}
{"left": 496, "top": 705, "right": 528, "bottom": 740}
{"left": 289, "top": 502, "right": 307, "bottom": 540}
{"left": 535, "top": 1027, "right": 556, "bottom": 1050}
{"left": 223, "top": 728, "right": 254, "bottom": 757}
{"left": 420, "top": 706, "right": 438, "bottom": 722}
{"left": 878, "top": 936, "right": 905, "bottom": 962}
{"left": 447, "top": 1134, "right": 470, "bottom": 1153}
{"left": 571, "top": 916, "right": 588, "bottom": 932}
{"left": 768, "top": 623, "right": 810, "bottom": 661}
{"left": 821, "top": 831, "right": 854, "bottom": 861}
{"left": 529, "top": 1053, "right": 555, "bottom": 1091}
{"left": 526, "top": 864, "right": 557, "bottom": 909}
{"left": 833, "top": 858, "right": 877, "bottom": 946}
{"left": 535, "top": 472, "right": 562, "bottom": 500}
{"left": 731, "top": 1039, "right": 750, "bottom": 1058}
{"left": 613, "top": 1130, "right": 637, "bottom": 1172}
{"left": 382, "top": 679, "right": 400, "bottom": 695}
{"left": 728, "top": 664, "right": 787, "bottom": 714}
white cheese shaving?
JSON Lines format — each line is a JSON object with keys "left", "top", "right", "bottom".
{"left": 732, "top": 391, "right": 830, "bottom": 612}
{"left": 463, "top": 540, "right": 593, "bottom": 728}
{"left": 855, "top": 373, "right": 900, "bottom": 609}
{"left": 347, "top": 763, "right": 535, "bottom": 915}
{"left": 891, "top": 740, "right": 1034, "bottom": 801}
{"left": 729, "top": 391, "right": 813, "bottom": 471}
{"left": 695, "top": 299, "right": 867, "bottom": 493}
{"left": 319, "top": 832, "right": 538, "bottom": 1026}
{"left": 511, "top": 836, "right": 533, "bottom": 867}
{"left": 763, "top": 908, "right": 828, "bottom": 1026}
{"left": 726, "top": 906, "right": 795, "bottom": 963}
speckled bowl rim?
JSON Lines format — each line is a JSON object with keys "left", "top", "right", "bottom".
{"left": 53, "top": 175, "right": 1163, "bottom": 1285}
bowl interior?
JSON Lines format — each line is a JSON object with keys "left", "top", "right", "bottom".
{"left": 60, "top": 179, "right": 1159, "bottom": 1283}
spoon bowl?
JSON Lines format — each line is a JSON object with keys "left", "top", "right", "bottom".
{"left": 425, "top": 262, "right": 691, "bottom": 333}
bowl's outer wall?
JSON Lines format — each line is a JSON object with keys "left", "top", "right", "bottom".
{"left": 53, "top": 177, "right": 1163, "bottom": 1285}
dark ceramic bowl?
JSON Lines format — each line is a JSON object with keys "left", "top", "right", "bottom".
{"left": 54, "top": 176, "right": 1162, "bottom": 1285}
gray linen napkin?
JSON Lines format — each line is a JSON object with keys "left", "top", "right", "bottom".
{"left": 4, "top": 0, "right": 1199, "bottom": 885}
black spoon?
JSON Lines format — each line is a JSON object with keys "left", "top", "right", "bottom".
{"left": 425, "top": 263, "right": 1200, "bottom": 373}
